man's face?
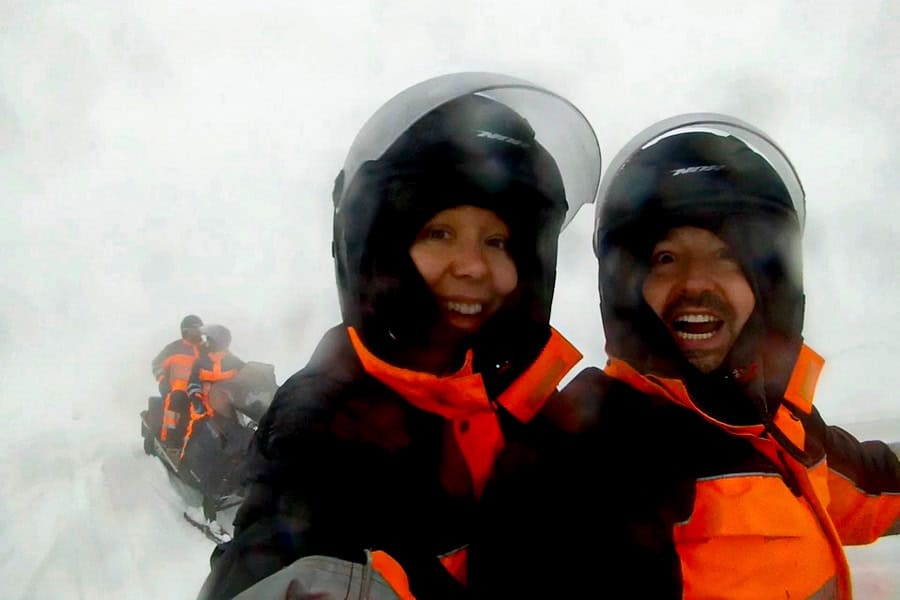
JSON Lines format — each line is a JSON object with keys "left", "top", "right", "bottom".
{"left": 642, "top": 226, "right": 756, "bottom": 373}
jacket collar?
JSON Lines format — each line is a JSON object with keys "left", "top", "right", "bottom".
{"left": 347, "top": 325, "right": 581, "bottom": 498}
{"left": 604, "top": 343, "right": 823, "bottom": 443}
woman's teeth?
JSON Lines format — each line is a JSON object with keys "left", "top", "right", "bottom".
{"left": 676, "top": 331, "right": 716, "bottom": 340}
{"left": 447, "top": 301, "right": 482, "bottom": 315}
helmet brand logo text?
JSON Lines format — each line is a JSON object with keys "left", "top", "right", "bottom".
{"left": 670, "top": 165, "right": 726, "bottom": 176}
{"left": 475, "top": 129, "right": 531, "bottom": 148}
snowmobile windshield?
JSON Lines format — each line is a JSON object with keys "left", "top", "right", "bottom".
{"left": 336, "top": 72, "right": 602, "bottom": 229}
{"left": 594, "top": 113, "right": 805, "bottom": 255}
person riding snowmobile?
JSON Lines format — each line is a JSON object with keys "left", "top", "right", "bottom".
{"left": 179, "top": 323, "right": 248, "bottom": 541}
{"left": 185, "top": 324, "right": 246, "bottom": 457}
{"left": 151, "top": 314, "right": 204, "bottom": 448}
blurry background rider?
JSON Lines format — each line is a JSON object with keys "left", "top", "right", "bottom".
{"left": 152, "top": 314, "right": 205, "bottom": 449}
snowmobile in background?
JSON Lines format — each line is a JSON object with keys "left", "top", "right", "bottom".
{"left": 140, "top": 361, "right": 277, "bottom": 543}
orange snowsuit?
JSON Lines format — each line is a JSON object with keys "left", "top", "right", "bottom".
{"left": 151, "top": 338, "right": 202, "bottom": 442}
{"left": 183, "top": 350, "right": 245, "bottom": 456}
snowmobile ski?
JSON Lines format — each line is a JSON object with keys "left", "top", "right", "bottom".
{"left": 183, "top": 507, "right": 233, "bottom": 544}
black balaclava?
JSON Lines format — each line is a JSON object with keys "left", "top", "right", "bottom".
{"left": 180, "top": 314, "right": 203, "bottom": 332}
{"left": 596, "top": 130, "right": 804, "bottom": 424}
{"left": 180, "top": 314, "right": 203, "bottom": 343}
{"left": 332, "top": 94, "right": 568, "bottom": 397}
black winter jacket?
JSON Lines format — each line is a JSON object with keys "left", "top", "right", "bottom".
{"left": 198, "top": 325, "right": 579, "bottom": 599}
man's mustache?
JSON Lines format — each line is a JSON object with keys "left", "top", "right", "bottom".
{"left": 660, "top": 290, "right": 736, "bottom": 324}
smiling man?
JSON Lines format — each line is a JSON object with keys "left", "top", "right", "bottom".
{"left": 642, "top": 225, "right": 756, "bottom": 374}
{"left": 469, "top": 114, "right": 900, "bottom": 600}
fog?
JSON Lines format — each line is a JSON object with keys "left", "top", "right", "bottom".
{"left": 1, "top": 2, "right": 897, "bottom": 598}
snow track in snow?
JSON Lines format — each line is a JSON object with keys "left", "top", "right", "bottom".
{"left": 1, "top": 431, "right": 215, "bottom": 600}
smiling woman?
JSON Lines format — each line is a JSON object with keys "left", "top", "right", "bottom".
{"left": 196, "top": 72, "right": 601, "bottom": 600}
{"left": 408, "top": 205, "right": 519, "bottom": 369}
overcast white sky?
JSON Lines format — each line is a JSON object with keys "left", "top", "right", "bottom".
{"left": 0, "top": 2, "right": 898, "bottom": 597}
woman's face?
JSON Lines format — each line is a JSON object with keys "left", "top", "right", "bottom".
{"left": 409, "top": 205, "right": 518, "bottom": 335}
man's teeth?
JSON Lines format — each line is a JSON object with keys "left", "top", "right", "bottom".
{"left": 448, "top": 301, "right": 482, "bottom": 315}
{"left": 672, "top": 314, "right": 720, "bottom": 340}
{"left": 675, "top": 314, "right": 717, "bottom": 323}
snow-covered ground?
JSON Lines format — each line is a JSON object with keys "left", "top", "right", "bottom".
{"left": 0, "top": 433, "right": 213, "bottom": 598}
{"left": 1, "top": 412, "right": 895, "bottom": 599}
{"left": 1, "top": 2, "right": 897, "bottom": 599}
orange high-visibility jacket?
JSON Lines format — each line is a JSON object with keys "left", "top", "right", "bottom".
{"left": 152, "top": 338, "right": 202, "bottom": 393}
{"left": 187, "top": 351, "right": 246, "bottom": 404}
{"left": 604, "top": 345, "right": 900, "bottom": 599}
{"left": 469, "top": 345, "right": 900, "bottom": 599}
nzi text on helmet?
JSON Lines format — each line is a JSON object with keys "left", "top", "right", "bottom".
{"left": 475, "top": 129, "right": 532, "bottom": 148}
{"left": 670, "top": 164, "right": 726, "bottom": 176}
